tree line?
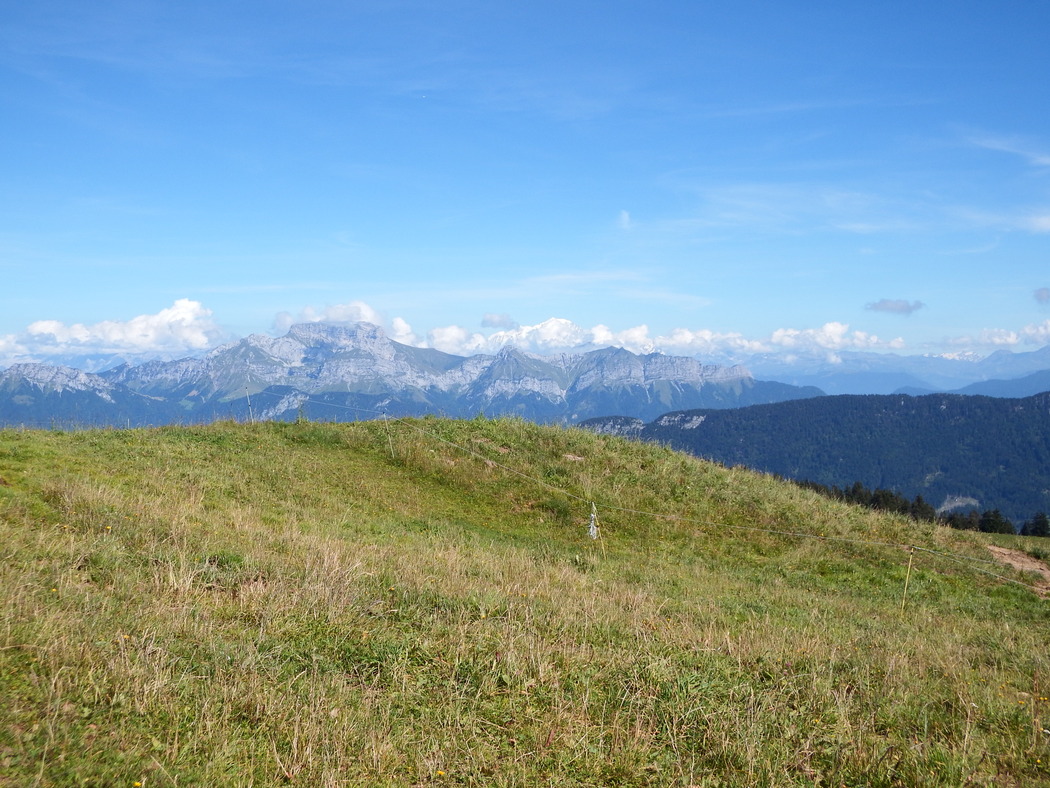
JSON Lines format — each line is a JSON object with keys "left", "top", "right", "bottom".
{"left": 793, "top": 478, "right": 1050, "bottom": 537}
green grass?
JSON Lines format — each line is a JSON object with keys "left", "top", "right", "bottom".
{"left": 1, "top": 417, "right": 1048, "bottom": 786}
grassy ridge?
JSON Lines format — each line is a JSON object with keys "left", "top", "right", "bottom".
{"left": 1, "top": 418, "right": 1048, "bottom": 787}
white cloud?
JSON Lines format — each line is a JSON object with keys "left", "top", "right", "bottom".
{"left": 1036, "top": 287, "right": 1050, "bottom": 305}
{"left": 421, "top": 317, "right": 905, "bottom": 358}
{"left": 945, "top": 319, "right": 1050, "bottom": 351}
{"left": 0, "top": 334, "right": 30, "bottom": 366}
{"left": 434, "top": 318, "right": 594, "bottom": 354}
{"left": 272, "top": 312, "right": 296, "bottom": 333}
{"left": 21, "top": 299, "right": 223, "bottom": 358}
{"left": 427, "top": 325, "right": 488, "bottom": 355}
{"left": 300, "top": 300, "right": 384, "bottom": 325}
{"left": 1021, "top": 320, "right": 1050, "bottom": 345}
{"left": 769, "top": 322, "right": 893, "bottom": 351}
{"left": 946, "top": 328, "right": 1020, "bottom": 348}
{"left": 425, "top": 318, "right": 645, "bottom": 355}
{"left": 14, "top": 297, "right": 1047, "bottom": 375}
{"left": 274, "top": 299, "right": 419, "bottom": 343}
{"left": 654, "top": 327, "right": 766, "bottom": 356}
{"left": 618, "top": 209, "right": 633, "bottom": 230}
{"left": 389, "top": 317, "right": 418, "bottom": 346}
{"left": 866, "top": 299, "right": 925, "bottom": 316}
{"left": 501, "top": 318, "right": 596, "bottom": 351}
{"left": 979, "top": 329, "right": 1020, "bottom": 346}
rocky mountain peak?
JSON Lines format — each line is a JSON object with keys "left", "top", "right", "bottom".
{"left": 286, "top": 322, "right": 388, "bottom": 350}
{"left": 3, "top": 363, "right": 110, "bottom": 393}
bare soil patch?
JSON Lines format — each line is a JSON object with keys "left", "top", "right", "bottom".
{"left": 986, "top": 545, "right": 1050, "bottom": 597}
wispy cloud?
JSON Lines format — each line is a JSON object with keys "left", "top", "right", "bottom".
{"left": 969, "top": 134, "right": 1050, "bottom": 167}
{"left": 946, "top": 207, "right": 1050, "bottom": 235}
{"left": 698, "top": 95, "right": 929, "bottom": 120}
{"left": 621, "top": 287, "right": 713, "bottom": 309}
{"left": 200, "top": 282, "right": 346, "bottom": 295}
{"left": 651, "top": 181, "right": 928, "bottom": 237}
{"left": 938, "top": 241, "right": 999, "bottom": 256}
{"left": 1035, "top": 287, "right": 1050, "bottom": 305}
{"left": 3, "top": 5, "right": 647, "bottom": 124}
{"left": 1023, "top": 215, "right": 1050, "bottom": 233}
{"left": 866, "top": 299, "right": 925, "bottom": 316}
{"left": 481, "top": 313, "right": 518, "bottom": 329}
{"left": 523, "top": 270, "right": 646, "bottom": 286}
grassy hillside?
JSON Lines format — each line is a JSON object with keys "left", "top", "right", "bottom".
{"left": 1, "top": 418, "right": 1048, "bottom": 787}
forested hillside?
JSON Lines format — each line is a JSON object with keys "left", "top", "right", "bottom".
{"left": 584, "top": 391, "right": 1050, "bottom": 526}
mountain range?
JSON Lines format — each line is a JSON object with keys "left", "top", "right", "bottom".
{"left": 11, "top": 328, "right": 1050, "bottom": 398}
{"left": 741, "top": 345, "right": 1050, "bottom": 395}
{"left": 0, "top": 322, "right": 822, "bottom": 428}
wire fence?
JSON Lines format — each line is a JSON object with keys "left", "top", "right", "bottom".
{"left": 260, "top": 391, "right": 1049, "bottom": 597}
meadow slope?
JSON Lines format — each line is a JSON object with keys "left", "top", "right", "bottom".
{"left": 1, "top": 418, "right": 1048, "bottom": 787}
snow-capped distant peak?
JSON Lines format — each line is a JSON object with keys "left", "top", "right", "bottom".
{"left": 925, "top": 351, "right": 984, "bottom": 362}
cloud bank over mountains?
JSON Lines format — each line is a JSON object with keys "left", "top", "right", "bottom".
{"left": 3, "top": 298, "right": 1050, "bottom": 370}
{"left": 0, "top": 300, "right": 224, "bottom": 366}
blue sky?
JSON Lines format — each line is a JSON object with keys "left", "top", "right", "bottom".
{"left": 2, "top": 0, "right": 1049, "bottom": 366}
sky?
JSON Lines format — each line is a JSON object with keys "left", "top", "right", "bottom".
{"left": 2, "top": 0, "right": 1050, "bottom": 368}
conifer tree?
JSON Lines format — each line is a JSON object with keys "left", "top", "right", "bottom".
{"left": 978, "top": 509, "right": 1014, "bottom": 534}
{"left": 1021, "top": 512, "right": 1049, "bottom": 537}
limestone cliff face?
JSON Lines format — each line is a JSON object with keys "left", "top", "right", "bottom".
{"left": 2, "top": 363, "right": 118, "bottom": 402}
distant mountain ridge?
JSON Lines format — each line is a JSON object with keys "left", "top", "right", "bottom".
{"left": 12, "top": 331, "right": 1050, "bottom": 396}
{"left": 745, "top": 345, "right": 1050, "bottom": 394}
{"left": 581, "top": 392, "right": 1050, "bottom": 524}
{"left": 0, "top": 322, "right": 823, "bottom": 427}
{"left": 944, "top": 369, "right": 1050, "bottom": 398}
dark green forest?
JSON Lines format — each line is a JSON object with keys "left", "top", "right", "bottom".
{"left": 587, "top": 391, "right": 1050, "bottom": 529}
{"left": 792, "top": 478, "right": 1049, "bottom": 536}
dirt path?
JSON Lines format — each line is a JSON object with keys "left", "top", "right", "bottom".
{"left": 986, "top": 545, "right": 1050, "bottom": 597}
